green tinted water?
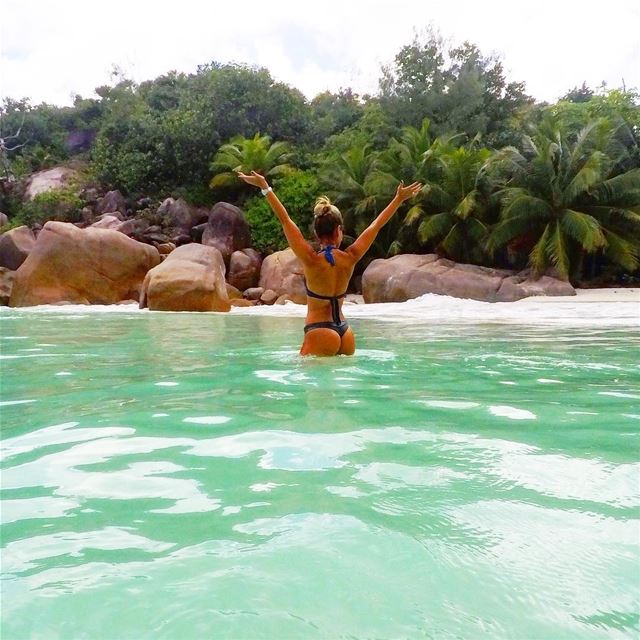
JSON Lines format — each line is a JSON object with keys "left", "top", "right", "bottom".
{"left": 1, "top": 308, "right": 639, "bottom": 639}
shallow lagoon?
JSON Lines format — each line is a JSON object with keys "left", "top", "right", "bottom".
{"left": 1, "top": 301, "right": 639, "bottom": 639}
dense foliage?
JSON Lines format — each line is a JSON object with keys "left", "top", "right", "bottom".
{"left": 244, "top": 170, "right": 319, "bottom": 253}
{"left": 1, "top": 31, "right": 638, "bottom": 284}
{"left": 17, "top": 187, "right": 84, "bottom": 227}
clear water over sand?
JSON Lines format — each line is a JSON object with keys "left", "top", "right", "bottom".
{"left": 1, "top": 303, "right": 639, "bottom": 639}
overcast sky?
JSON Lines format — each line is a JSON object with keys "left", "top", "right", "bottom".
{"left": 1, "top": 0, "right": 638, "bottom": 107}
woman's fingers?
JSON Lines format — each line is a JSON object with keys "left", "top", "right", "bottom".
{"left": 396, "top": 181, "right": 423, "bottom": 200}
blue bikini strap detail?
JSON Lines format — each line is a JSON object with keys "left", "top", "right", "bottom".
{"left": 321, "top": 245, "right": 335, "bottom": 266}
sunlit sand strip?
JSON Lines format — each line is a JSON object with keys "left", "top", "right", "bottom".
{"left": 1, "top": 288, "right": 638, "bottom": 326}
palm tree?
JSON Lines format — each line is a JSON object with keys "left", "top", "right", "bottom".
{"left": 373, "top": 118, "right": 461, "bottom": 254}
{"left": 209, "top": 133, "right": 293, "bottom": 190}
{"left": 377, "top": 118, "right": 441, "bottom": 186}
{"left": 396, "top": 143, "right": 492, "bottom": 263}
{"left": 320, "top": 144, "right": 382, "bottom": 238}
{"left": 486, "top": 117, "right": 640, "bottom": 281}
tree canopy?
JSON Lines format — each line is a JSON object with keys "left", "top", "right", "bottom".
{"left": 1, "top": 32, "right": 638, "bottom": 285}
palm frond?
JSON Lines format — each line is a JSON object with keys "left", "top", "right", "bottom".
{"left": 521, "top": 135, "right": 538, "bottom": 157}
{"left": 501, "top": 193, "right": 552, "bottom": 221}
{"left": 422, "top": 183, "right": 453, "bottom": 211}
{"left": 210, "top": 149, "right": 243, "bottom": 172}
{"left": 267, "top": 164, "right": 294, "bottom": 178}
{"left": 417, "top": 212, "right": 454, "bottom": 244}
{"left": 591, "top": 168, "right": 640, "bottom": 207}
{"left": 439, "top": 223, "right": 463, "bottom": 258}
{"left": 403, "top": 204, "right": 425, "bottom": 226}
{"left": 485, "top": 146, "right": 527, "bottom": 173}
{"left": 562, "top": 151, "right": 608, "bottom": 204}
{"left": 545, "top": 221, "right": 570, "bottom": 279}
{"left": 387, "top": 240, "right": 404, "bottom": 257}
{"left": 602, "top": 229, "right": 640, "bottom": 271}
{"left": 466, "top": 217, "right": 489, "bottom": 242}
{"left": 486, "top": 215, "right": 542, "bottom": 253}
{"left": 264, "top": 141, "right": 291, "bottom": 165}
{"left": 354, "top": 195, "right": 378, "bottom": 216}
{"left": 529, "top": 223, "right": 552, "bottom": 277}
{"left": 365, "top": 170, "right": 398, "bottom": 197}
{"left": 209, "top": 172, "right": 239, "bottom": 188}
{"left": 560, "top": 209, "right": 606, "bottom": 252}
{"left": 580, "top": 205, "right": 640, "bottom": 231}
{"left": 455, "top": 190, "right": 479, "bottom": 220}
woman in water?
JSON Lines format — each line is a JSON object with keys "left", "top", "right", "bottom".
{"left": 237, "top": 170, "right": 422, "bottom": 356}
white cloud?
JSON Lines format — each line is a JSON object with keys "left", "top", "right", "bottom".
{"left": 1, "top": 0, "right": 638, "bottom": 106}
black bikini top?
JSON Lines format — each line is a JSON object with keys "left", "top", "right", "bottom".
{"left": 305, "top": 285, "right": 348, "bottom": 325}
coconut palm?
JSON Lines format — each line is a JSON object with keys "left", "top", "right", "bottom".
{"left": 377, "top": 118, "right": 439, "bottom": 186}
{"left": 209, "top": 133, "right": 293, "bottom": 189}
{"left": 395, "top": 144, "right": 492, "bottom": 263}
{"left": 486, "top": 117, "right": 640, "bottom": 281}
{"left": 373, "top": 118, "right": 462, "bottom": 254}
{"left": 320, "top": 144, "right": 383, "bottom": 237}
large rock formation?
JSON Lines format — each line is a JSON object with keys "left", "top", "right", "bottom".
{"left": 9, "top": 221, "right": 160, "bottom": 306}
{"left": 202, "top": 202, "right": 251, "bottom": 265}
{"left": 362, "top": 254, "right": 575, "bottom": 303}
{"left": 95, "top": 190, "right": 128, "bottom": 216}
{"left": 157, "top": 197, "right": 208, "bottom": 232}
{"left": 24, "top": 167, "right": 79, "bottom": 200}
{"left": 90, "top": 215, "right": 138, "bottom": 236}
{"left": 258, "top": 248, "right": 306, "bottom": 304}
{"left": 0, "top": 226, "right": 36, "bottom": 270}
{"left": 140, "top": 243, "right": 230, "bottom": 312}
{"left": 228, "top": 248, "right": 262, "bottom": 291}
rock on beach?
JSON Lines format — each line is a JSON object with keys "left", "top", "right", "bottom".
{"left": 259, "top": 248, "right": 307, "bottom": 305}
{"left": 0, "top": 226, "right": 36, "bottom": 271}
{"left": 202, "top": 202, "right": 251, "bottom": 266}
{"left": 24, "top": 167, "right": 80, "bottom": 200}
{"left": 140, "top": 243, "right": 230, "bottom": 312}
{"left": 362, "top": 254, "right": 575, "bottom": 303}
{"left": 9, "top": 221, "right": 161, "bottom": 306}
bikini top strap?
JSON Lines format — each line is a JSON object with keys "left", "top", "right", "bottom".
{"left": 304, "top": 282, "right": 347, "bottom": 325}
{"left": 321, "top": 245, "right": 336, "bottom": 266}
{"left": 305, "top": 285, "right": 347, "bottom": 300}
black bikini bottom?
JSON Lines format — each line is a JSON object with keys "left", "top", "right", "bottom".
{"left": 304, "top": 321, "right": 350, "bottom": 338}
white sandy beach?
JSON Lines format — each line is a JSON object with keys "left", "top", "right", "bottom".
{"left": 230, "top": 288, "right": 640, "bottom": 327}
{"left": 5, "top": 288, "right": 638, "bottom": 328}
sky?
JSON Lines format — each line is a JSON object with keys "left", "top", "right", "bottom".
{"left": 1, "top": 0, "right": 638, "bottom": 107}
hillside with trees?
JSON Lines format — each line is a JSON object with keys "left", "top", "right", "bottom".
{"left": 1, "top": 31, "right": 638, "bottom": 286}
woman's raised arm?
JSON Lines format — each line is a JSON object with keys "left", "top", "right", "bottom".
{"left": 237, "top": 171, "right": 314, "bottom": 262}
{"left": 346, "top": 181, "right": 422, "bottom": 263}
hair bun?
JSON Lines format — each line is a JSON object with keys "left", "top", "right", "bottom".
{"left": 312, "top": 196, "right": 343, "bottom": 237}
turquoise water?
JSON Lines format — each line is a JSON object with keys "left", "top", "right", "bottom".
{"left": 1, "top": 307, "right": 639, "bottom": 639}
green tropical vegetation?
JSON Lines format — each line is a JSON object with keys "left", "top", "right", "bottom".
{"left": 486, "top": 118, "right": 640, "bottom": 279}
{"left": 1, "top": 30, "right": 638, "bottom": 285}
{"left": 210, "top": 133, "right": 293, "bottom": 194}
{"left": 17, "top": 186, "right": 84, "bottom": 228}
{"left": 244, "top": 170, "right": 319, "bottom": 253}
{"left": 411, "top": 144, "right": 492, "bottom": 264}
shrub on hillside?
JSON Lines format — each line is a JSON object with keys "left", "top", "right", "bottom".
{"left": 16, "top": 187, "right": 84, "bottom": 227}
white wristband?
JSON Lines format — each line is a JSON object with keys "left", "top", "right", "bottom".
{"left": 261, "top": 186, "right": 272, "bottom": 196}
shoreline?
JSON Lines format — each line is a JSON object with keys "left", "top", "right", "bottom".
{"left": 1, "top": 288, "right": 638, "bottom": 327}
{"left": 514, "top": 288, "right": 640, "bottom": 303}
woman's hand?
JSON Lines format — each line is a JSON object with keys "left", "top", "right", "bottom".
{"left": 237, "top": 170, "right": 269, "bottom": 190}
{"left": 395, "top": 181, "right": 423, "bottom": 203}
